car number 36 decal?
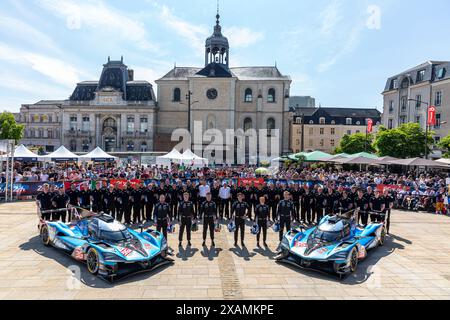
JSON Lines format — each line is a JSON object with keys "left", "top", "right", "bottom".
{"left": 119, "top": 247, "right": 133, "bottom": 256}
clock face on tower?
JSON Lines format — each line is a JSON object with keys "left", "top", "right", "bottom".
{"left": 206, "top": 88, "right": 218, "bottom": 100}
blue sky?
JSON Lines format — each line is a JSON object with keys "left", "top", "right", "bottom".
{"left": 1, "top": 0, "right": 450, "bottom": 113}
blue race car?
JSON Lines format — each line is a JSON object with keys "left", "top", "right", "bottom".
{"left": 276, "top": 213, "right": 386, "bottom": 278}
{"left": 38, "top": 209, "right": 173, "bottom": 282}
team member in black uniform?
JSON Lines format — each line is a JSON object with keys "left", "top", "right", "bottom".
{"left": 369, "top": 190, "right": 385, "bottom": 223}
{"left": 66, "top": 184, "right": 79, "bottom": 207}
{"left": 178, "top": 192, "right": 196, "bottom": 247}
{"left": 253, "top": 184, "right": 267, "bottom": 221}
{"left": 115, "top": 184, "right": 127, "bottom": 223}
{"left": 338, "top": 190, "right": 354, "bottom": 214}
{"left": 290, "top": 183, "right": 301, "bottom": 221}
{"left": 103, "top": 184, "right": 116, "bottom": 219}
{"left": 242, "top": 184, "right": 254, "bottom": 220}
{"left": 276, "top": 191, "right": 296, "bottom": 243}
{"left": 301, "top": 186, "right": 314, "bottom": 224}
{"left": 267, "top": 183, "right": 279, "bottom": 221}
{"left": 355, "top": 189, "right": 369, "bottom": 226}
{"left": 90, "top": 183, "right": 103, "bottom": 213}
{"left": 143, "top": 183, "right": 156, "bottom": 223}
{"left": 130, "top": 184, "right": 143, "bottom": 224}
{"left": 231, "top": 193, "right": 249, "bottom": 247}
{"left": 314, "top": 187, "right": 327, "bottom": 224}
{"left": 153, "top": 194, "right": 171, "bottom": 240}
{"left": 254, "top": 196, "right": 270, "bottom": 247}
{"left": 78, "top": 184, "right": 91, "bottom": 210}
{"left": 169, "top": 182, "right": 179, "bottom": 220}
{"left": 211, "top": 181, "right": 221, "bottom": 218}
{"left": 383, "top": 188, "right": 394, "bottom": 234}
{"left": 124, "top": 183, "right": 133, "bottom": 225}
{"left": 200, "top": 193, "right": 218, "bottom": 247}
{"left": 51, "top": 187, "right": 70, "bottom": 222}
{"left": 36, "top": 184, "right": 54, "bottom": 220}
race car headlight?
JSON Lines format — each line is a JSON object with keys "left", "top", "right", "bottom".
{"left": 102, "top": 252, "right": 125, "bottom": 262}
{"left": 281, "top": 236, "right": 290, "bottom": 249}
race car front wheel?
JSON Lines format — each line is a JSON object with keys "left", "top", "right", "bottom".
{"left": 86, "top": 248, "right": 100, "bottom": 275}
{"left": 349, "top": 247, "right": 358, "bottom": 273}
{"left": 40, "top": 225, "right": 51, "bottom": 246}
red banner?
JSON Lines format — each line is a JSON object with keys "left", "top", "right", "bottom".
{"left": 367, "top": 119, "right": 373, "bottom": 133}
{"left": 428, "top": 106, "right": 437, "bottom": 126}
{"left": 109, "top": 179, "right": 142, "bottom": 189}
{"left": 238, "top": 178, "right": 265, "bottom": 187}
{"left": 376, "top": 184, "right": 409, "bottom": 192}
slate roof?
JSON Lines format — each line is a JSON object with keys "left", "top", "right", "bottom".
{"left": 294, "top": 107, "right": 381, "bottom": 126}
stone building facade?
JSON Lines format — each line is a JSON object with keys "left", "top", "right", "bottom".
{"left": 155, "top": 12, "right": 292, "bottom": 160}
{"left": 291, "top": 107, "right": 381, "bottom": 154}
{"left": 382, "top": 61, "right": 450, "bottom": 157}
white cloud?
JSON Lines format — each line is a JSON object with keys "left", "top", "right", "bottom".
{"left": 0, "top": 72, "right": 69, "bottom": 99}
{"left": 159, "top": 5, "right": 208, "bottom": 54}
{"left": 0, "top": 42, "right": 86, "bottom": 88}
{"left": 38, "top": 0, "right": 157, "bottom": 51}
{"left": 226, "top": 27, "right": 264, "bottom": 48}
{"left": 0, "top": 15, "right": 60, "bottom": 53}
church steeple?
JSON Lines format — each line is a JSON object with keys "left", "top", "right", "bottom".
{"left": 205, "top": 1, "right": 229, "bottom": 67}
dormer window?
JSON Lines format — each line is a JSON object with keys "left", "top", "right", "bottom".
{"left": 391, "top": 79, "right": 398, "bottom": 90}
{"left": 346, "top": 118, "right": 352, "bottom": 125}
{"left": 319, "top": 117, "right": 325, "bottom": 124}
{"left": 417, "top": 69, "right": 426, "bottom": 82}
{"left": 437, "top": 68, "right": 446, "bottom": 79}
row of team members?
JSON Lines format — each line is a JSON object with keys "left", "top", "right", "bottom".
{"left": 36, "top": 181, "right": 394, "bottom": 247}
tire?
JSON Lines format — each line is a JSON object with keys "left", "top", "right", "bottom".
{"left": 379, "top": 227, "right": 386, "bottom": 246}
{"left": 86, "top": 248, "right": 100, "bottom": 275}
{"left": 349, "top": 247, "right": 358, "bottom": 273}
{"left": 40, "top": 225, "right": 51, "bottom": 246}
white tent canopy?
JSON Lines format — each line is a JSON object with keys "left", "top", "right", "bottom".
{"left": 181, "top": 149, "right": 209, "bottom": 167}
{"left": 155, "top": 148, "right": 184, "bottom": 167}
{"left": 41, "top": 146, "right": 79, "bottom": 162}
{"left": 13, "top": 145, "right": 40, "bottom": 161}
{"left": 436, "top": 158, "right": 450, "bottom": 165}
{"left": 79, "top": 147, "right": 118, "bottom": 162}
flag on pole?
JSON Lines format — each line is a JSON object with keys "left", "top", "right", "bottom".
{"left": 367, "top": 119, "right": 373, "bottom": 133}
{"left": 428, "top": 106, "right": 437, "bottom": 126}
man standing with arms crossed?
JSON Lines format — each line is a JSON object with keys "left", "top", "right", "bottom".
{"left": 277, "top": 191, "right": 296, "bottom": 247}
{"left": 254, "top": 196, "right": 270, "bottom": 248}
{"left": 231, "top": 193, "right": 249, "bottom": 247}
{"left": 153, "top": 194, "right": 171, "bottom": 240}
{"left": 200, "top": 192, "right": 217, "bottom": 247}
{"left": 178, "top": 192, "right": 196, "bottom": 247}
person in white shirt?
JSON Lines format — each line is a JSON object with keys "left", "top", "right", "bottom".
{"left": 198, "top": 179, "right": 210, "bottom": 204}
{"left": 219, "top": 182, "right": 231, "bottom": 219}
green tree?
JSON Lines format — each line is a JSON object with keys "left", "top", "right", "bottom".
{"left": 0, "top": 112, "right": 24, "bottom": 143}
{"left": 374, "top": 123, "right": 434, "bottom": 158}
{"left": 335, "top": 133, "right": 375, "bottom": 154}
{"left": 438, "top": 135, "right": 450, "bottom": 158}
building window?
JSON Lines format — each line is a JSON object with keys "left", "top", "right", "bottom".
{"left": 391, "top": 79, "right": 398, "bottom": 90}
{"left": 347, "top": 130, "right": 351, "bottom": 135}
{"left": 82, "top": 140, "right": 89, "bottom": 152}
{"left": 267, "top": 118, "right": 275, "bottom": 136}
{"left": 48, "top": 115, "right": 53, "bottom": 123}
{"left": 244, "top": 118, "right": 252, "bottom": 131}
{"left": 437, "top": 68, "right": 446, "bottom": 79}
{"left": 319, "top": 139, "right": 324, "bottom": 147}
{"left": 330, "top": 120, "right": 336, "bottom": 125}
{"left": 127, "top": 117, "right": 135, "bottom": 134}
{"left": 356, "top": 121, "right": 361, "bottom": 125}
{"left": 401, "top": 96, "right": 407, "bottom": 111}
{"left": 309, "top": 128, "right": 314, "bottom": 135}
{"left": 82, "top": 116, "right": 90, "bottom": 132}
{"left": 126, "top": 141, "right": 134, "bottom": 151}
{"left": 417, "top": 69, "right": 425, "bottom": 82}
{"left": 435, "top": 91, "right": 442, "bottom": 106}
{"left": 346, "top": 118, "right": 352, "bottom": 125}
{"left": 47, "top": 129, "right": 53, "bottom": 139}
{"left": 295, "top": 117, "right": 302, "bottom": 124}
{"left": 320, "top": 128, "right": 324, "bottom": 135}
{"left": 400, "top": 116, "right": 406, "bottom": 124}
{"left": 141, "top": 142, "right": 148, "bottom": 152}
{"left": 330, "top": 139, "right": 335, "bottom": 147}
{"left": 70, "top": 115, "right": 77, "bottom": 131}
{"left": 389, "top": 100, "right": 394, "bottom": 113}
{"left": 319, "top": 117, "right": 325, "bottom": 124}
{"left": 244, "top": 88, "right": 253, "bottom": 102}
{"left": 401, "top": 78, "right": 410, "bottom": 89}
{"left": 267, "top": 88, "right": 276, "bottom": 103}
{"left": 435, "top": 114, "right": 441, "bottom": 128}
{"left": 140, "top": 117, "right": 148, "bottom": 133}
{"left": 331, "top": 128, "right": 335, "bottom": 135}
{"left": 173, "top": 88, "right": 181, "bottom": 102}
{"left": 415, "top": 95, "right": 422, "bottom": 109}
{"left": 388, "top": 119, "right": 394, "bottom": 129}
{"left": 70, "top": 140, "right": 76, "bottom": 152}
{"left": 206, "top": 114, "right": 216, "bottom": 130}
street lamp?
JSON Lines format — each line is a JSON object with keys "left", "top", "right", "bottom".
{"left": 408, "top": 99, "right": 430, "bottom": 159}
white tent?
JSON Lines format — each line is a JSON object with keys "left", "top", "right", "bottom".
{"left": 181, "top": 149, "right": 209, "bottom": 168}
{"left": 41, "top": 146, "right": 79, "bottom": 162}
{"left": 155, "top": 148, "right": 184, "bottom": 167}
{"left": 12, "top": 145, "right": 40, "bottom": 162}
{"left": 436, "top": 158, "right": 450, "bottom": 165}
{"left": 79, "top": 147, "right": 118, "bottom": 162}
